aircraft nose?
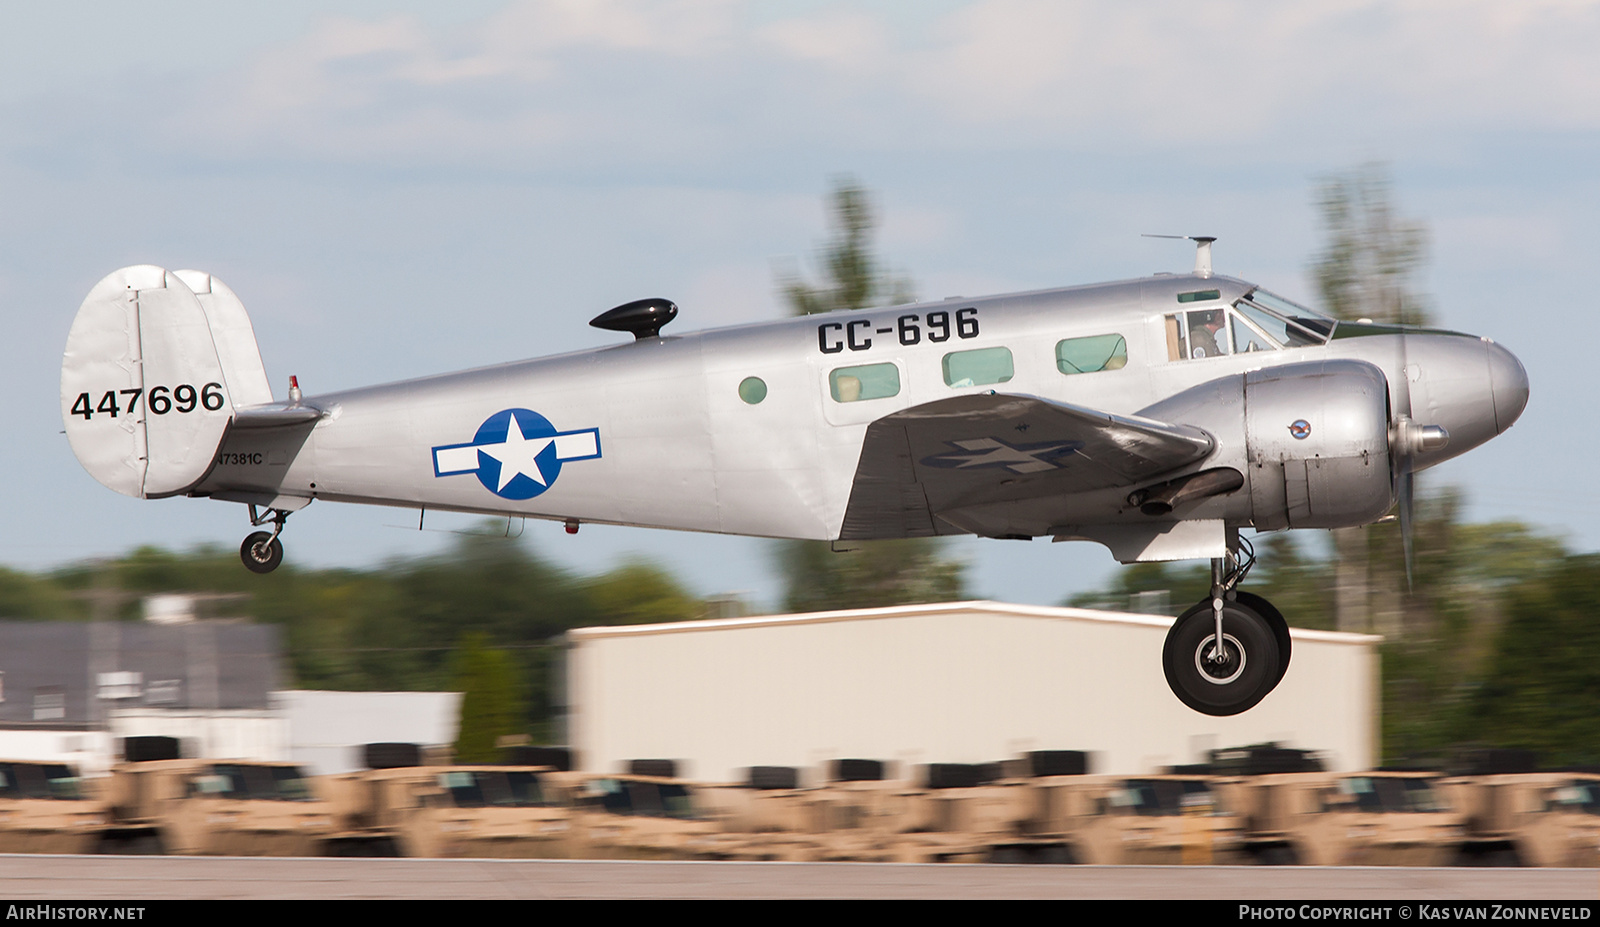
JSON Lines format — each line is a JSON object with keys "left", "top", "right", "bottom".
{"left": 1486, "top": 340, "right": 1528, "bottom": 434}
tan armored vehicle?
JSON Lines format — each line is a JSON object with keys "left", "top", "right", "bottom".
{"left": 113, "top": 759, "right": 335, "bottom": 856}
{"left": 566, "top": 761, "right": 734, "bottom": 860}
{"left": 886, "top": 762, "right": 1047, "bottom": 864}
{"left": 320, "top": 743, "right": 581, "bottom": 858}
{"left": 705, "top": 765, "right": 838, "bottom": 861}
{"left": 106, "top": 738, "right": 336, "bottom": 855}
{"left": 1287, "top": 772, "right": 1465, "bottom": 866}
{"left": 985, "top": 751, "right": 1106, "bottom": 864}
{"left": 1439, "top": 772, "right": 1600, "bottom": 867}
{"left": 0, "top": 761, "right": 113, "bottom": 854}
{"left": 788, "top": 760, "right": 911, "bottom": 862}
{"left": 331, "top": 765, "right": 574, "bottom": 858}
{"left": 1074, "top": 775, "right": 1245, "bottom": 865}
{"left": 1201, "top": 743, "right": 1331, "bottom": 864}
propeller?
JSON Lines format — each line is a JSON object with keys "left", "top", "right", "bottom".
{"left": 1386, "top": 311, "right": 1448, "bottom": 589}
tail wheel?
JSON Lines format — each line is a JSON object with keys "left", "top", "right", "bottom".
{"left": 1163, "top": 599, "right": 1280, "bottom": 716}
{"left": 240, "top": 531, "right": 283, "bottom": 574}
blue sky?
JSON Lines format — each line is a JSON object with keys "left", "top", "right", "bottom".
{"left": 4, "top": 1, "right": 1594, "bottom": 610}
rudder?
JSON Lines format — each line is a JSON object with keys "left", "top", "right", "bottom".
{"left": 61, "top": 266, "right": 233, "bottom": 498}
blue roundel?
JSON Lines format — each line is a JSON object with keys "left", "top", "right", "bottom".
{"left": 472, "top": 408, "right": 564, "bottom": 500}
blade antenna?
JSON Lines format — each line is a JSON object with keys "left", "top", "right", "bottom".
{"left": 1142, "top": 234, "right": 1217, "bottom": 277}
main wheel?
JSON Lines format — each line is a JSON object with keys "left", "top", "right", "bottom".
{"left": 1234, "top": 591, "right": 1291, "bottom": 685}
{"left": 1163, "top": 599, "right": 1281, "bottom": 716}
{"left": 240, "top": 531, "right": 284, "bottom": 574}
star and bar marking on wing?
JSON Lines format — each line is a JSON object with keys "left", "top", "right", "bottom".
{"left": 432, "top": 408, "right": 601, "bottom": 500}
{"left": 920, "top": 437, "right": 1083, "bottom": 474}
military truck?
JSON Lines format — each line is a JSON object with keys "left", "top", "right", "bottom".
{"left": 1438, "top": 772, "right": 1600, "bottom": 867}
{"left": 1074, "top": 775, "right": 1246, "bottom": 865}
{"left": 320, "top": 743, "right": 579, "bottom": 858}
{"left": 566, "top": 766, "right": 738, "bottom": 860}
{"left": 886, "top": 762, "right": 1041, "bottom": 864}
{"left": 1286, "top": 772, "right": 1466, "bottom": 866}
{"left": 104, "top": 737, "right": 336, "bottom": 855}
{"left": 0, "top": 760, "right": 115, "bottom": 853}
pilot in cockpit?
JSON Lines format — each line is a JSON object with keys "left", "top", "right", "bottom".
{"left": 1187, "top": 309, "right": 1229, "bottom": 359}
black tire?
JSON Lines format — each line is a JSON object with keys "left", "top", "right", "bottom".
{"left": 505, "top": 745, "right": 575, "bottom": 771}
{"left": 363, "top": 743, "right": 423, "bottom": 769}
{"left": 628, "top": 758, "right": 678, "bottom": 778}
{"left": 1234, "top": 591, "right": 1291, "bottom": 684}
{"left": 747, "top": 766, "right": 799, "bottom": 790}
{"left": 1163, "top": 599, "right": 1281, "bottom": 716}
{"left": 241, "top": 532, "right": 283, "bottom": 573}
{"left": 1027, "top": 750, "right": 1089, "bottom": 778}
{"left": 924, "top": 763, "right": 988, "bottom": 790}
{"left": 123, "top": 736, "right": 181, "bottom": 763}
{"left": 831, "top": 759, "right": 886, "bottom": 782}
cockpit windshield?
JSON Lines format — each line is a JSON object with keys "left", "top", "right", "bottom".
{"left": 1241, "top": 288, "right": 1336, "bottom": 344}
{"left": 1166, "top": 287, "right": 1335, "bottom": 362}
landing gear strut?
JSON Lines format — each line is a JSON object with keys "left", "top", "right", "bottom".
{"left": 1161, "top": 538, "right": 1290, "bottom": 716}
{"left": 240, "top": 505, "right": 290, "bottom": 574}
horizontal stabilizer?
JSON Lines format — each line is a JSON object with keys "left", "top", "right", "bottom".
{"left": 231, "top": 403, "right": 322, "bottom": 429}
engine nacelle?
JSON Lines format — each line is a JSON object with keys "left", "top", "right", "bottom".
{"left": 1243, "top": 360, "right": 1394, "bottom": 530}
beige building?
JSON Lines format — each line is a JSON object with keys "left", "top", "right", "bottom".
{"left": 565, "top": 601, "right": 1378, "bottom": 783}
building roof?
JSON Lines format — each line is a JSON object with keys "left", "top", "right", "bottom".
{"left": 0, "top": 621, "right": 284, "bottom": 729}
{"left": 567, "top": 599, "right": 1381, "bottom": 644}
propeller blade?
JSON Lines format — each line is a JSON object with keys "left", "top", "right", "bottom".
{"left": 1398, "top": 467, "right": 1414, "bottom": 591}
{"left": 1393, "top": 300, "right": 1415, "bottom": 591}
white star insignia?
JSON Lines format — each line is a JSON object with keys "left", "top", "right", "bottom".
{"left": 477, "top": 422, "right": 554, "bottom": 490}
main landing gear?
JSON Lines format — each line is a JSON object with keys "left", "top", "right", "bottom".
{"left": 240, "top": 505, "right": 291, "bottom": 574}
{"left": 1161, "top": 538, "right": 1291, "bottom": 716}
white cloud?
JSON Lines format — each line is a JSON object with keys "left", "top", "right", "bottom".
{"left": 33, "top": 0, "right": 1588, "bottom": 173}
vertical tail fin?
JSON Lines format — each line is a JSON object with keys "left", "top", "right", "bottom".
{"left": 173, "top": 270, "right": 274, "bottom": 409}
{"left": 61, "top": 266, "right": 261, "bottom": 499}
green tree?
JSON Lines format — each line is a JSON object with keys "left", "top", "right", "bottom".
{"left": 780, "top": 177, "right": 915, "bottom": 316}
{"left": 451, "top": 631, "right": 527, "bottom": 763}
{"left": 1065, "top": 561, "right": 1210, "bottom": 615}
{"left": 774, "top": 176, "right": 966, "bottom": 611}
{"left": 1311, "top": 162, "right": 1431, "bottom": 636}
{"left": 584, "top": 559, "right": 702, "bottom": 625}
{"left": 1247, "top": 533, "right": 1336, "bottom": 631}
{"left": 1459, "top": 554, "right": 1600, "bottom": 768}
{"left": 1312, "top": 162, "right": 1431, "bottom": 327}
{"left": 779, "top": 538, "right": 965, "bottom": 614}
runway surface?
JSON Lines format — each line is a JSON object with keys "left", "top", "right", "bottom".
{"left": 1, "top": 856, "right": 1596, "bottom": 900}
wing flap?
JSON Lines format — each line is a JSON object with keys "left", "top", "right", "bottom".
{"left": 840, "top": 393, "right": 1213, "bottom": 539}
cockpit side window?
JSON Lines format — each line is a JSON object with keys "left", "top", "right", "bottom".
{"left": 1232, "top": 308, "right": 1279, "bottom": 353}
{"left": 1166, "top": 308, "right": 1232, "bottom": 361}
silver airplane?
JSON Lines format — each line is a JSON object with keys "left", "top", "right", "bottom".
{"left": 59, "top": 240, "right": 1527, "bottom": 715}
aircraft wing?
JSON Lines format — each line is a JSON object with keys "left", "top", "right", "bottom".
{"left": 839, "top": 393, "right": 1214, "bottom": 539}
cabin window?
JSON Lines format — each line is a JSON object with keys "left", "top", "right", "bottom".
{"left": 1056, "top": 334, "right": 1128, "bottom": 374}
{"left": 942, "top": 346, "right": 1014, "bottom": 387}
{"left": 829, "top": 363, "right": 900, "bottom": 402}
{"left": 738, "top": 377, "right": 767, "bottom": 404}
